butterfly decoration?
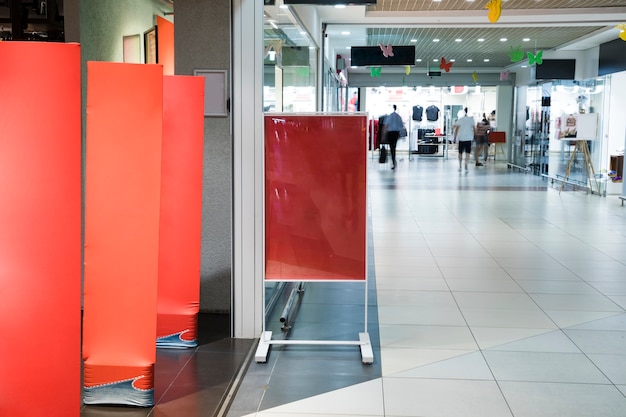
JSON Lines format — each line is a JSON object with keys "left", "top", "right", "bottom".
{"left": 485, "top": 0, "right": 502, "bottom": 23}
{"left": 439, "top": 57, "right": 454, "bottom": 73}
{"left": 508, "top": 46, "right": 524, "bottom": 63}
{"left": 379, "top": 44, "right": 394, "bottom": 58}
{"left": 527, "top": 50, "right": 543, "bottom": 65}
{"left": 616, "top": 24, "right": 626, "bottom": 41}
{"left": 370, "top": 67, "right": 382, "bottom": 77}
{"left": 472, "top": 71, "right": 478, "bottom": 83}
{"left": 500, "top": 70, "right": 510, "bottom": 81}
{"left": 405, "top": 66, "right": 411, "bottom": 75}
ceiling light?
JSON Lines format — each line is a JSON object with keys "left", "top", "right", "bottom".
{"left": 410, "top": 39, "right": 417, "bottom": 43}
{"left": 500, "top": 38, "right": 507, "bottom": 42}
{"left": 346, "top": 46, "right": 351, "bottom": 49}
{"left": 523, "top": 38, "right": 530, "bottom": 42}
{"left": 433, "top": 58, "right": 439, "bottom": 62}
{"left": 416, "top": 58, "right": 422, "bottom": 62}
{"left": 334, "top": 4, "right": 346, "bottom": 8}
{"left": 341, "top": 31, "right": 350, "bottom": 35}
{"left": 484, "top": 59, "right": 490, "bottom": 62}
{"left": 477, "top": 38, "right": 485, "bottom": 42}
{"left": 467, "top": 59, "right": 473, "bottom": 62}
{"left": 450, "top": 59, "right": 456, "bottom": 62}
{"left": 433, "top": 39, "right": 440, "bottom": 42}
{"left": 455, "top": 39, "right": 462, "bottom": 42}
{"left": 521, "top": 65, "right": 528, "bottom": 68}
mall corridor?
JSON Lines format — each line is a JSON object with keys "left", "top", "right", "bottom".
{"left": 228, "top": 152, "right": 626, "bottom": 417}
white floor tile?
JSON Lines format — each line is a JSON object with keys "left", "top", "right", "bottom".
{"left": 382, "top": 378, "right": 513, "bottom": 417}
{"left": 378, "top": 324, "right": 478, "bottom": 350}
{"left": 392, "top": 351, "right": 494, "bottom": 380}
{"left": 380, "top": 348, "right": 475, "bottom": 376}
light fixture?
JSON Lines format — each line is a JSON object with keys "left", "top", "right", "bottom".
{"left": 341, "top": 31, "right": 350, "bottom": 35}
{"left": 410, "top": 39, "right": 417, "bottom": 43}
{"left": 455, "top": 38, "right": 463, "bottom": 42}
{"left": 416, "top": 58, "right": 422, "bottom": 62}
{"left": 500, "top": 38, "right": 507, "bottom": 42}
{"left": 484, "top": 58, "right": 490, "bottom": 62}
{"left": 433, "top": 38, "right": 440, "bottom": 42}
{"left": 477, "top": 38, "right": 485, "bottom": 42}
{"left": 467, "top": 59, "right": 473, "bottom": 62}
{"left": 450, "top": 59, "right": 456, "bottom": 62}
{"left": 335, "top": 4, "right": 346, "bottom": 8}
{"left": 523, "top": 38, "right": 530, "bottom": 42}
{"left": 433, "top": 58, "right": 439, "bottom": 62}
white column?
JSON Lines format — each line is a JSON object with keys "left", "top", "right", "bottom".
{"left": 232, "top": 0, "right": 264, "bottom": 338}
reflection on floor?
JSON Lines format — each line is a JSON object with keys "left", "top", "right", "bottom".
{"left": 229, "top": 152, "right": 626, "bottom": 417}
{"left": 80, "top": 313, "right": 255, "bottom": 417}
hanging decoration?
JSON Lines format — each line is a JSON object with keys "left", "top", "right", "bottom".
{"left": 500, "top": 70, "right": 510, "bottom": 81}
{"left": 508, "top": 46, "right": 524, "bottom": 63}
{"left": 485, "top": 0, "right": 502, "bottom": 23}
{"left": 370, "top": 67, "right": 382, "bottom": 77}
{"left": 379, "top": 44, "right": 394, "bottom": 58}
{"left": 405, "top": 66, "right": 411, "bottom": 75}
{"left": 472, "top": 71, "right": 478, "bottom": 83}
{"left": 439, "top": 57, "right": 453, "bottom": 73}
{"left": 527, "top": 50, "right": 543, "bottom": 65}
{"left": 616, "top": 24, "right": 626, "bottom": 41}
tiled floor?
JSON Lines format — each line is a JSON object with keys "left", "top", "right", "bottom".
{"left": 80, "top": 150, "right": 626, "bottom": 417}
{"left": 228, "top": 151, "right": 626, "bottom": 417}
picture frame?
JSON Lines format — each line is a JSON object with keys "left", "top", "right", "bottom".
{"left": 123, "top": 34, "right": 141, "bottom": 64}
{"left": 193, "top": 69, "right": 229, "bottom": 117}
{"left": 144, "top": 26, "right": 158, "bottom": 64}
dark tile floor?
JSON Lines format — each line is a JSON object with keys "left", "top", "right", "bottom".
{"left": 80, "top": 313, "right": 255, "bottom": 417}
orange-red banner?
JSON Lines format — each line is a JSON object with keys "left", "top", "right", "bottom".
{"left": 157, "top": 75, "right": 204, "bottom": 348}
{"left": 264, "top": 114, "right": 367, "bottom": 281}
{"left": 0, "top": 42, "right": 81, "bottom": 417}
{"left": 157, "top": 16, "right": 174, "bottom": 75}
{"left": 83, "top": 62, "right": 163, "bottom": 406}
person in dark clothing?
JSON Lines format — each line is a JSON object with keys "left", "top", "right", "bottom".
{"left": 383, "top": 104, "right": 405, "bottom": 169}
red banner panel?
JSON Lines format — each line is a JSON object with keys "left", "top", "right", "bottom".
{"left": 157, "top": 75, "right": 204, "bottom": 348}
{"left": 0, "top": 42, "right": 81, "bottom": 417}
{"left": 157, "top": 16, "right": 175, "bottom": 76}
{"left": 83, "top": 62, "right": 163, "bottom": 406}
{"left": 264, "top": 114, "right": 367, "bottom": 281}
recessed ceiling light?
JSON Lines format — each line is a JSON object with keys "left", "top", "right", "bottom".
{"left": 455, "top": 39, "right": 463, "bottom": 42}
{"left": 450, "top": 59, "right": 456, "bottom": 62}
{"left": 484, "top": 59, "right": 490, "bottom": 62}
{"left": 433, "top": 0, "right": 442, "bottom": 2}
{"left": 433, "top": 58, "right": 439, "bottom": 62}
{"left": 477, "top": 38, "right": 485, "bottom": 42}
{"left": 500, "top": 38, "right": 508, "bottom": 42}
{"left": 410, "top": 39, "right": 417, "bottom": 43}
{"left": 523, "top": 38, "right": 531, "bottom": 42}
{"left": 341, "top": 31, "right": 350, "bottom": 35}
{"left": 416, "top": 58, "right": 422, "bottom": 62}
{"left": 334, "top": 4, "right": 346, "bottom": 8}
{"left": 433, "top": 39, "right": 440, "bottom": 42}
{"left": 467, "top": 59, "right": 473, "bottom": 62}
{"left": 346, "top": 46, "right": 351, "bottom": 49}
{"left": 521, "top": 65, "right": 528, "bottom": 68}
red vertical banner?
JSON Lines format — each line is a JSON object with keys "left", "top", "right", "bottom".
{"left": 157, "top": 16, "right": 175, "bottom": 76}
{"left": 157, "top": 75, "right": 204, "bottom": 348}
{"left": 83, "top": 62, "right": 163, "bottom": 406}
{"left": 0, "top": 42, "right": 81, "bottom": 417}
{"left": 264, "top": 114, "right": 367, "bottom": 281}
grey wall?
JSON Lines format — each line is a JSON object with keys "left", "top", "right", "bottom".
{"left": 175, "top": 0, "right": 232, "bottom": 313}
{"left": 65, "top": 0, "right": 232, "bottom": 314}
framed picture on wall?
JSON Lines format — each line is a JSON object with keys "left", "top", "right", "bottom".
{"left": 123, "top": 34, "right": 141, "bottom": 63}
{"left": 144, "top": 26, "right": 158, "bottom": 64}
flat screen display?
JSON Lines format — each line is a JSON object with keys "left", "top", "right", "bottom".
{"left": 351, "top": 45, "right": 416, "bottom": 66}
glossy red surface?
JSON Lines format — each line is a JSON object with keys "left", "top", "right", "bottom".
{"left": 265, "top": 114, "right": 367, "bottom": 281}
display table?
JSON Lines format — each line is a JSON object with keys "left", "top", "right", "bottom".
{"left": 412, "top": 134, "right": 448, "bottom": 158}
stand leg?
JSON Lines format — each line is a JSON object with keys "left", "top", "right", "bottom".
{"left": 255, "top": 331, "right": 273, "bottom": 363}
{"left": 359, "top": 332, "right": 374, "bottom": 364}
{"left": 560, "top": 142, "right": 580, "bottom": 194}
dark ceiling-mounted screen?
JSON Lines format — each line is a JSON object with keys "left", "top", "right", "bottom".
{"left": 534, "top": 59, "right": 576, "bottom": 80}
{"left": 282, "top": 0, "right": 376, "bottom": 4}
{"left": 351, "top": 46, "right": 416, "bottom": 66}
{"left": 599, "top": 38, "right": 626, "bottom": 76}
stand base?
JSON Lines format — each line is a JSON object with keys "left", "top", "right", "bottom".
{"left": 254, "top": 331, "right": 374, "bottom": 364}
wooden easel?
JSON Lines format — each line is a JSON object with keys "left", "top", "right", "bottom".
{"left": 559, "top": 140, "right": 600, "bottom": 195}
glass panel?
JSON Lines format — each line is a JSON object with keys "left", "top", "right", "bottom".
{"left": 263, "top": 3, "right": 317, "bottom": 112}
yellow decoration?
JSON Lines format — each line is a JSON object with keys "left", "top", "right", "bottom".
{"left": 405, "top": 66, "right": 411, "bottom": 75}
{"left": 472, "top": 72, "right": 478, "bottom": 83}
{"left": 485, "top": 0, "right": 502, "bottom": 23}
{"left": 616, "top": 24, "right": 626, "bottom": 41}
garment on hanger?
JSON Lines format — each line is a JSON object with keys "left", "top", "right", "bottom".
{"left": 412, "top": 105, "right": 423, "bottom": 121}
{"left": 426, "top": 105, "right": 440, "bottom": 121}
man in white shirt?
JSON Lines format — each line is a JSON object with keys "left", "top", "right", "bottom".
{"left": 453, "top": 108, "right": 476, "bottom": 172}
